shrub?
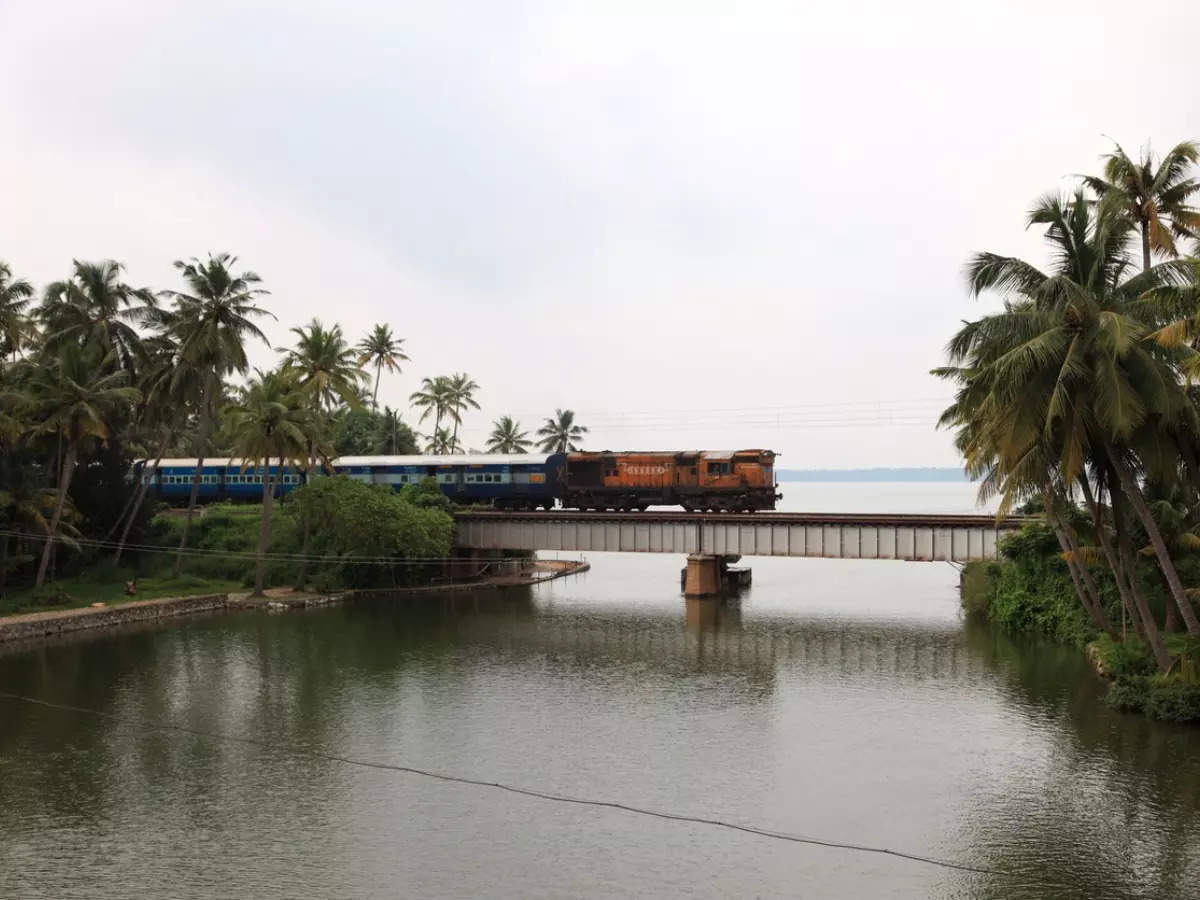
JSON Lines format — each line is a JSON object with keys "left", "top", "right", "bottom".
{"left": 1092, "top": 635, "right": 1155, "bottom": 679}
{"left": 286, "top": 476, "right": 454, "bottom": 589}
{"left": 1142, "top": 681, "right": 1200, "bottom": 723}
{"left": 1105, "top": 677, "right": 1148, "bottom": 713}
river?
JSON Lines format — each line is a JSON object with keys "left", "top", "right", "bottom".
{"left": 1, "top": 483, "right": 1198, "bottom": 899}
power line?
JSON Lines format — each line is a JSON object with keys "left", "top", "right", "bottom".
{"left": 0, "top": 529, "right": 528, "bottom": 566}
{"left": 0, "top": 691, "right": 1037, "bottom": 883}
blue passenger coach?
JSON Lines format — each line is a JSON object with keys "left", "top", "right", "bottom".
{"left": 142, "top": 454, "right": 567, "bottom": 509}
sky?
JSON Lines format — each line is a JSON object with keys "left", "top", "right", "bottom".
{"left": 2, "top": 0, "right": 1199, "bottom": 467}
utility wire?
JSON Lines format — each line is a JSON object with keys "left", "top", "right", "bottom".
{"left": 0, "top": 529, "right": 529, "bottom": 566}
{"left": 0, "top": 691, "right": 1039, "bottom": 884}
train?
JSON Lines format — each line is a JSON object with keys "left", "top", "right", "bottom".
{"left": 142, "top": 449, "right": 780, "bottom": 512}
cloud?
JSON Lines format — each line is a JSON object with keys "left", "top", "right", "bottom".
{"left": 3, "top": 0, "right": 1198, "bottom": 468}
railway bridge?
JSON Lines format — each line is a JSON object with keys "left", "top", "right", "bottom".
{"left": 453, "top": 510, "right": 1026, "bottom": 596}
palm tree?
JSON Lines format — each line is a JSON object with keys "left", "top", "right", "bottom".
{"left": 424, "top": 427, "right": 461, "bottom": 454}
{"left": 356, "top": 324, "right": 409, "bottom": 410}
{"left": 0, "top": 261, "right": 35, "bottom": 360}
{"left": 27, "top": 345, "right": 140, "bottom": 586}
{"left": 410, "top": 376, "right": 453, "bottom": 433}
{"left": 936, "top": 188, "right": 1200, "bottom": 653}
{"left": 281, "top": 319, "right": 366, "bottom": 412}
{"left": 163, "top": 253, "right": 273, "bottom": 576}
{"left": 1082, "top": 139, "right": 1200, "bottom": 270}
{"left": 486, "top": 416, "right": 531, "bottom": 453}
{"left": 112, "top": 335, "right": 194, "bottom": 563}
{"left": 537, "top": 408, "right": 588, "bottom": 453}
{"left": 38, "top": 260, "right": 157, "bottom": 372}
{"left": 445, "top": 372, "right": 480, "bottom": 452}
{"left": 224, "top": 370, "right": 311, "bottom": 596}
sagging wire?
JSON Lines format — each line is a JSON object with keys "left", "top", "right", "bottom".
{"left": 0, "top": 691, "right": 1055, "bottom": 887}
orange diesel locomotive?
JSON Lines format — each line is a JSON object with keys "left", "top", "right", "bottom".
{"left": 562, "top": 450, "right": 779, "bottom": 511}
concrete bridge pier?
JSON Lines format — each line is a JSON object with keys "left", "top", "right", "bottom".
{"left": 683, "top": 555, "right": 752, "bottom": 597}
{"left": 683, "top": 554, "right": 721, "bottom": 597}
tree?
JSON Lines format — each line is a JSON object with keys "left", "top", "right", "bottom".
{"left": 163, "top": 253, "right": 273, "bottom": 576}
{"left": 281, "top": 319, "right": 366, "bottom": 412}
{"left": 936, "top": 188, "right": 1200, "bottom": 658}
{"left": 27, "top": 345, "right": 140, "bottom": 586}
{"left": 374, "top": 406, "right": 419, "bottom": 455}
{"left": 112, "top": 334, "right": 193, "bottom": 563}
{"left": 38, "top": 260, "right": 157, "bottom": 373}
{"left": 537, "top": 408, "right": 588, "bottom": 452}
{"left": 223, "top": 370, "right": 311, "bottom": 596}
{"left": 424, "top": 427, "right": 461, "bottom": 454}
{"left": 1083, "top": 140, "right": 1200, "bottom": 270}
{"left": 0, "top": 261, "right": 35, "bottom": 360}
{"left": 409, "top": 375, "right": 453, "bottom": 433}
{"left": 356, "top": 324, "right": 409, "bottom": 410}
{"left": 444, "top": 372, "right": 480, "bottom": 451}
{"left": 486, "top": 416, "right": 531, "bottom": 453}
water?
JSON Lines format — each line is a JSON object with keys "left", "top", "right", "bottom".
{"left": 2, "top": 484, "right": 1198, "bottom": 899}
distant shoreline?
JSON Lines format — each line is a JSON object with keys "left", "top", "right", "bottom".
{"left": 777, "top": 468, "right": 968, "bottom": 483}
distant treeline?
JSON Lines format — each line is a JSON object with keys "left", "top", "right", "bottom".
{"left": 776, "top": 468, "right": 969, "bottom": 483}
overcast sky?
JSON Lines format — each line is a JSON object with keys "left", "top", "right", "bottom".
{"left": 2, "top": 1, "right": 1198, "bottom": 467}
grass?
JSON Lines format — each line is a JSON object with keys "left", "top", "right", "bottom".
{"left": 1, "top": 572, "right": 243, "bottom": 617}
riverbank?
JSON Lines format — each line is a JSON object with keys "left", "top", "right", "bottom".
{"left": 0, "top": 558, "right": 589, "bottom": 645}
{"left": 961, "top": 521, "right": 1200, "bottom": 723}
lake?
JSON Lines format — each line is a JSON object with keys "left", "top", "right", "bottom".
{"left": 1, "top": 483, "right": 1198, "bottom": 898}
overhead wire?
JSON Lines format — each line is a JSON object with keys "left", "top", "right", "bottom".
{"left": 0, "top": 529, "right": 527, "bottom": 566}
{"left": 0, "top": 691, "right": 1047, "bottom": 885}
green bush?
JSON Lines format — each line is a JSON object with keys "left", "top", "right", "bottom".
{"left": 286, "top": 476, "right": 454, "bottom": 589}
{"left": 1105, "top": 677, "right": 1148, "bottom": 713}
{"left": 1143, "top": 681, "right": 1200, "bottom": 723}
{"left": 1092, "top": 635, "right": 1155, "bottom": 679}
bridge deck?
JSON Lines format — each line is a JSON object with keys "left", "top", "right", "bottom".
{"left": 454, "top": 511, "right": 1027, "bottom": 562}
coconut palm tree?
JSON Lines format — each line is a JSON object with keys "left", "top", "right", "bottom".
{"left": 487, "top": 416, "right": 531, "bottom": 453}
{"left": 410, "top": 376, "right": 453, "bottom": 433}
{"left": 445, "top": 372, "right": 480, "bottom": 452}
{"left": 424, "top": 427, "right": 461, "bottom": 454}
{"left": 0, "top": 261, "right": 35, "bottom": 361}
{"left": 27, "top": 344, "right": 140, "bottom": 586}
{"left": 537, "top": 408, "right": 588, "bottom": 453}
{"left": 356, "top": 324, "right": 409, "bottom": 410}
{"left": 936, "top": 188, "right": 1200, "bottom": 647}
{"left": 163, "top": 253, "right": 273, "bottom": 576}
{"left": 38, "top": 260, "right": 157, "bottom": 372}
{"left": 281, "top": 319, "right": 366, "bottom": 412}
{"left": 224, "top": 369, "right": 311, "bottom": 596}
{"left": 111, "top": 335, "right": 197, "bottom": 564}
{"left": 1082, "top": 139, "right": 1200, "bottom": 270}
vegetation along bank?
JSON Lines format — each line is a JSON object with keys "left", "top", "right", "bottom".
{"left": 941, "top": 138, "right": 1200, "bottom": 723}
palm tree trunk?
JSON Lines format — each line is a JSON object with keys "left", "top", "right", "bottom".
{"left": 1047, "top": 515, "right": 1108, "bottom": 632}
{"left": 1043, "top": 496, "right": 1111, "bottom": 634}
{"left": 372, "top": 363, "right": 382, "bottom": 411}
{"left": 35, "top": 441, "right": 78, "bottom": 588}
{"left": 105, "top": 459, "right": 144, "bottom": 541}
{"left": 0, "top": 446, "right": 10, "bottom": 598}
{"left": 1078, "top": 477, "right": 1140, "bottom": 635}
{"left": 116, "top": 433, "right": 172, "bottom": 564}
{"left": 1110, "top": 495, "right": 1172, "bottom": 673}
{"left": 1111, "top": 453, "right": 1200, "bottom": 633}
{"left": 253, "top": 457, "right": 277, "bottom": 596}
{"left": 293, "top": 441, "right": 315, "bottom": 590}
{"left": 174, "top": 381, "right": 214, "bottom": 577}
{"left": 1141, "top": 220, "right": 1152, "bottom": 272}
{"left": 1058, "top": 517, "right": 1115, "bottom": 636}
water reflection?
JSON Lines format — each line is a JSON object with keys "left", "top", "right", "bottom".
{"left": 1, "top": 584, "right": 1198, "bottom": 899}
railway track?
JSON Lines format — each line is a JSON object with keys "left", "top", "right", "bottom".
{"left": 454, "top": 509, "right": 1031, "bottom": 528}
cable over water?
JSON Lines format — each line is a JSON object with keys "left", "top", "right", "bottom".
{"left": 0, "top": 692, "right": 1053, "bottom": 886}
